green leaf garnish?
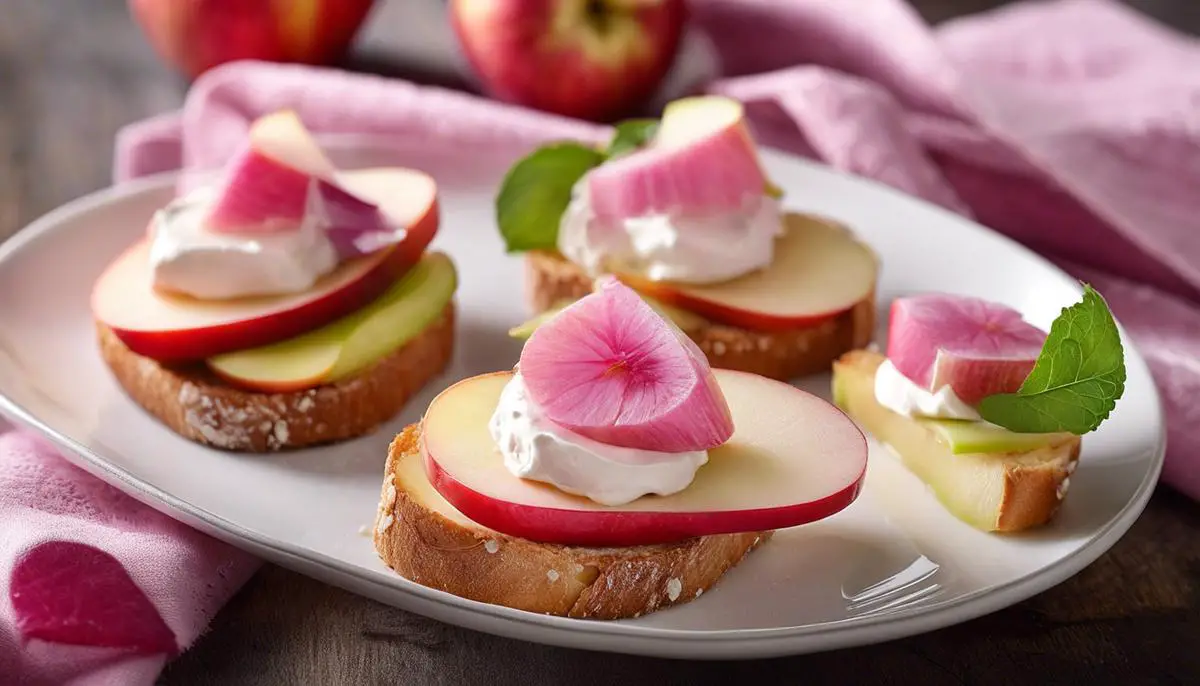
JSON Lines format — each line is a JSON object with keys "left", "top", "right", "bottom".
{"left": 495, "top": 143, "right": 605, "bottom": 253}
{"left": 606, "top": 119, "right": 659, "bottom": 158}
{"left": 978, "top": 284, "right": 1126, "bottom": 435}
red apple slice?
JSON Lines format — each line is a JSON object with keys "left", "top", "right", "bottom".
{"left": 887, "top": 294, "right": 1047, "bottom": 406}
{"left": 92, "top": 168, "right": 439, "bottom": 362}
{"left": 519, "top": 277, "right": 733, "bottom": 453}
{"left": 619, "top": 214, "right": 877, "bottom": 332}
{"left": 422, "top": 371, "right": 867, "bottom": 547}
{"left": 587, "top": 96, "right": 765, "bottom": 221}
{"left": 207, "top": 110, "right": 337, "bottom": 233}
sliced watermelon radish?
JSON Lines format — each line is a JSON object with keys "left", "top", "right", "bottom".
{"left": 204, "top": 145, "right": 317, "bottom": 234}
{"left": 587, "top": 96, "right": 765, "bottom": 221}
{"left": 887, "top": 294, "right": 1047, "bottom": 406}
{"left": 204, "top": 110, "right": 404, "bottom": 256}
{"left": 9, "top": 541, "right": 178, "bottom": 655}
{"left": 206, "top": 110, "right": 337, "bottom": 234}
{"left": 518, "top": 277, "right": 734, "bottom": 454}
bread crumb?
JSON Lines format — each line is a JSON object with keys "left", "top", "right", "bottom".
{"left": 1057, "top": 477, "right": 1071, "bottom": 500}
{"left": 711, "top": 341, "right": 727, "bottom": 356}
{"left": 484, "top": 539, "right": 499, "bottom": 554}
{"left": 694, "top": 588, "right": 703, "bottom": 598}
{"left": 376, "top": 514, "right": 394, "bottom": 534}
{"left": 666, "top": 578, "right": 682, "bottom": 602}
{"left": 1066, "top": 460, "right": 1078, "bottom": 475}
{"left": 547, "top": 569, "right": 560, "bottom": 583}
{"left": 273, "top": 421, "right": 289, "bottom": 445}
{"left": 297, "top": 393, "right": 316, "bottom": 413}
{"left": 357, "top": 525, "right": 371, "bottom": 537}
{"left": 383, "top": 483, "right": 397, "bottom": 509}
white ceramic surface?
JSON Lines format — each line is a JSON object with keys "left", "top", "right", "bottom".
{"left": 0, "top": 139, "right": 1164, "bottom": 660}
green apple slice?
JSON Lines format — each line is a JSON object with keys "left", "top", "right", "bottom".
{"left": 208, "top": 251, "right": 456, "bottom": 391}
{"left": 919, "top": 419, "right": 1074, "bottom": 455}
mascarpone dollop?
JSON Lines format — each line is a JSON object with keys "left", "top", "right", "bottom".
{"left": 147, "top": 187, "right": 339, "bottom": 300}
{"left": 873, "top": 359, "right": 981, "bottom": 421}
{"left": 488, "top": 372, "right": 708, "bottom": 506}
{"left": 557, "top": 180, "right": 785, "bottom": 285}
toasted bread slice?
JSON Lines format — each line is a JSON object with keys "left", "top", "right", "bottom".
{"left": 523, "top": 252, "right": 874, "bottom": 382}
{"left": 832, "top": 350, "right": 1081, "bottom": 532}
{"left": 97, "top": 303, "right": 455, "bottom": 452}
{"left": 372, "top": 425, "right": 771, "bottom": 619}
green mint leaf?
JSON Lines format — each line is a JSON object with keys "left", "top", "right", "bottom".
{"left": 978, "top": 284, "right": 1126, "bottom": 435}
{"left": 606, "top": 119, "right": 659, "bottom": 159}
{"left": 495, "top": 143, "right": 604, "bottom": 253}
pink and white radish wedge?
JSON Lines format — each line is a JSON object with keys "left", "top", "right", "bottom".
{"left": 887, "top": 294, "right": 1047, "bottom": 406}
{"left": 587, "top": 96, "right": 766, "bottom": 222}
{"left": 422, "top": 370, "right": 867, "bottom": 547}
{"left": 206, "top": 110, "right": 338, "bottom": 234}
{"left": 206, "top": 110, "right": 406, "bottom": 259}
{"left": 519, "top": 277, "right": 733, "bottom": 453}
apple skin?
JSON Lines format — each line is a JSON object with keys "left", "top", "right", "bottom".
{"left": 93, "top": 171, "right": 438, "bottom": 362}
{"left": 128, "top": 0, "right": 377, "bottom": 79}
{"left": 449, "top": 0, "right": 687, "bottom": 122}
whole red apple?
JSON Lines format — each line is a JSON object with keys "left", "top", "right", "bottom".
{"left": 128, "top": 0, "right": 378, "bottom": 79}
{"left": 449, "top": 0, "right": 687, "bottom": 122}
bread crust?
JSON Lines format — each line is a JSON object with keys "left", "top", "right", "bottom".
{"left": 834, "top": 349, "right": 1081, "bottom": 532}
{"left": 523, "top": 251, "right": 875, "bottom": 381}
{"left": 995, "top": 439, "right": 1081, "bottom": 532}
{"left": 373, "top": 425, "right": 771, "bottom": 619}
{"left": 97, "top": 303, "right": 456, "bottom": 452}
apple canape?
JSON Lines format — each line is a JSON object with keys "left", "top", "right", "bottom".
{"left": 373, "top": 278, "right": 867, "bottom": 619}
{"left": 92, "top": 111, "right": 457, "bottom": 452}
{"left": 496, "top": 95, "right": 878, "bottom": 381}
{"left": 832, "top": 287, "right": 1126, "bottom": 532}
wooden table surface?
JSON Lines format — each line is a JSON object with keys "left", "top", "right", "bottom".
{"left": 3, "top": 1, "right": 1200, "bottom": 683}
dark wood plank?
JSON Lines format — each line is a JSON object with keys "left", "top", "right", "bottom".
{"left": 0, "top": 1, "right": 1197, "bottom": 684}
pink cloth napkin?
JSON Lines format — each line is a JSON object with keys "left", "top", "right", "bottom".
{"left": 6, "top": 0, "right": 1200, "bottom": 682}
{"left": 0, "top": 429, "right": 259, "bottom": 685}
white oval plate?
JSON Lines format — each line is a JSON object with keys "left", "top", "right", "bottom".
{"left": 0, "top": 137, "right": 1164, "bottom": 660}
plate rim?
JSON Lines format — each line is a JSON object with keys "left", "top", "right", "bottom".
{"left": 0, "top": 153, "right": 1167, "bottom": 658}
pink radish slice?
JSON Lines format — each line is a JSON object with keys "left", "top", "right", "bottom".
{"left": 519, "top": 276, "right": 734, "bottom": 454}
{"left": 887, "top": 294, "right": 1047, "bottom": 406}
{"left": 205, "top": 143, "right": 316, "bottom": 233}
{"left": 586, "top": 124, "right": 765, "bottom": 222}
{"left": 206, "top": 110, "right": 338, "bottom": 234}
{"left": 313, "top": 180, "right": 403, "bottom": 259}
{"left": 10, "top": 541, "right": 178, "bottom": 655}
